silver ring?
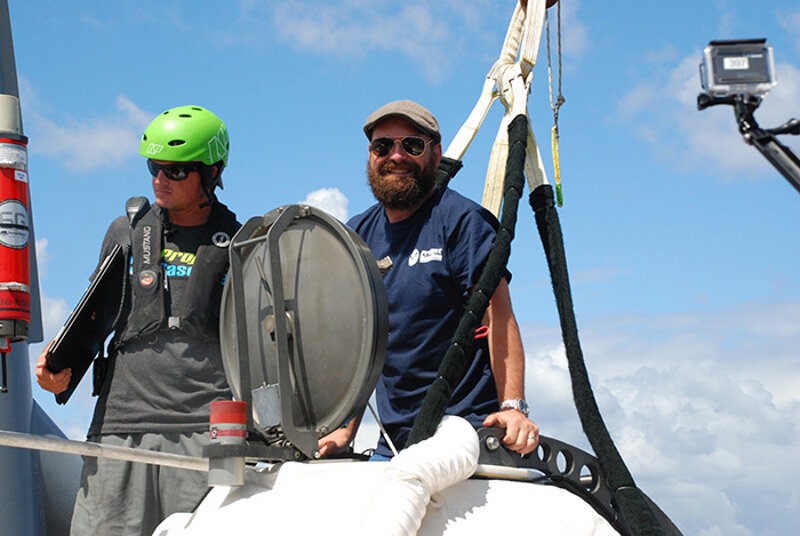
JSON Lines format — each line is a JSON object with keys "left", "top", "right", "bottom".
{"left": 527, "top": 433, "right": 536, "bottom": 440}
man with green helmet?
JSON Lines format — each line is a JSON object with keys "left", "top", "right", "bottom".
{"left": 36, "top": 105, "right": 240, "bottom": 535}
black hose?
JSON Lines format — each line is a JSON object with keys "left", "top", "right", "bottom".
{"left": 531, "top": 184, "right": 671, "bottom": 535}
{"left": 435, "top": 157, "right": 464, "bottom": 189}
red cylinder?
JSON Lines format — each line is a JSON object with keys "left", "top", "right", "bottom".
{"left": 0, "top": 138, "right": 30, "bottom": 342}
{"left": 209, "top": 400, "right": 247, "bottom": 444}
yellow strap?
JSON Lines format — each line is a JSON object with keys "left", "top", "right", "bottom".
{"left": 551, "top": 125, "right": 562, "bottom": 207}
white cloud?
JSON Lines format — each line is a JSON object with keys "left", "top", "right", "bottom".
{"left": 617, "top": 53, "right": 800, "bottom": 180}
{"left": 777, "top": 8, "right": 800, "bottom": 53}
{"left": 38, "top": 291, "right": 69, "bottom": 342}
{"left": 554, "top": 0, "right": 588, "bottom": 59}
{"left": 237, "top": 1, "right": 585, "bottom": 82}
{"left": 616, "top": 83, "right": 657, "bottom": 120}
{"left": 718, "top": 12, "right": 734, "bottom": 40}
{"left": 79, "top": 14, "right": 107, "bottom": 29}
{"left": 301, "top": 187, "right": 349, "bottom": 222}
{"left": 351, "top": 298, "right": 800, "bottom": 532}
{"left": 265, "top": 1, "right": 449, "bottom": 81}
{"left": 27, "top": 95, "right": 151, "bottom": 171}
{"left": 34, "top": 238, "right": 50, "bottom": 278}
{"left": 572, "top": 264, "right": 630, "bottom": 286}
{"left": 17, "top": 76, "right": 39, "bottom": 115}
{"left": 522, "top": 299, "right": 800, "bottom": 535}
{"left": 644, "top": 44, "right": 678, "bottom": 65}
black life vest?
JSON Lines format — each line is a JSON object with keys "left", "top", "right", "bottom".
{"left": 115, "top": 197, "right": 240, "bottom": 345}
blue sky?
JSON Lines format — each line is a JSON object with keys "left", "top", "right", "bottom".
{"left": 8, "top": 1, "right": 800, "bottom": 534}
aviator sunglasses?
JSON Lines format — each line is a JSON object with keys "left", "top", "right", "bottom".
{"left": 147, "top": 159, "right": 203, "bottom": 181}
{"left": 369, "top": 136, "right": 431, "bottom": 158}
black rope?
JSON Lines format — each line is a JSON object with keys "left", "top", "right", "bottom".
{"left": 407, "top": 114, "right": 529, "bottom": 447}
{"left": 407, "top": 110, "right": 678, "bottom": 535}
{"left": 531, "top": 184, "right": 671, "bottom": 535}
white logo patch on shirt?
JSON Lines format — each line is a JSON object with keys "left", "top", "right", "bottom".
{"left": 408, "top": 247, "right": 442, "bottom": 266}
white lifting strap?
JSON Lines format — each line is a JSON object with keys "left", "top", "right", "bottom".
{"left": 443, "top": 0, "right": 550, "bottom": 218}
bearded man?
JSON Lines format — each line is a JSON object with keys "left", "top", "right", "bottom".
{"left": 319, "top": 100, "right": 539, "bottom": 460}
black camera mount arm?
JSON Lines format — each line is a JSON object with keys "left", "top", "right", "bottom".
{"left": 698, "top": 92, "right": 800, "bottom": 194}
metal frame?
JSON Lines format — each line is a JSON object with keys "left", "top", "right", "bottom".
{"left": 227, "top": 206, "right": 319, "bottom": 460}
{"left": 224, "top": 204, "right": 388, "bottom": 462}
{"left": 698, "top": 93, "right": 800, "bottom": 194}
{"left": 475, "top": 429, "right": 681, "bottom": 535}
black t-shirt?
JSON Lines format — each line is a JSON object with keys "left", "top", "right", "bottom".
{"left": 88, "top": 215, "right": 232, "bottom": 436}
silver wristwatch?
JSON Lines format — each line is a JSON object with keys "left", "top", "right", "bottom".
{"left": 499, "top": 399, "right": 530, "bottom": 417}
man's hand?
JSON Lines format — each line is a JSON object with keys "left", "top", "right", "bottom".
{"left": 35, "top": 342, "right": 71, "bottom": 394}
{"left": 483, "top": 408, "right": 539, "bottom": 455}
{"left": 318, "top": 427, "right": 354, "bottom": 458}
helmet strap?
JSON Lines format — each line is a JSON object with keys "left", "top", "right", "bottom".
{"left": 199, "top": 191, "right": 216, "bottom": 209}
{"left": 198, "top": 164, "right": 221, "bottom": 209}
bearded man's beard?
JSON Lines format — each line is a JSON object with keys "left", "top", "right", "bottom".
{"left": 367, "top": 159, "right": 437, "bottom": 210}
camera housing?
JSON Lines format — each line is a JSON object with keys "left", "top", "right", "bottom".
{"left": 699, "top": 39, "right": 776, "bottom": 98}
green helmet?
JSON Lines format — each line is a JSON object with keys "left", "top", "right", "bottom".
{"left": 140, "top": 105, "right": 229, "bottom": 190}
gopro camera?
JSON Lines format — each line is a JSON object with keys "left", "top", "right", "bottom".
{"left": 699, "top": 39, "right": 776, "bottom": 97}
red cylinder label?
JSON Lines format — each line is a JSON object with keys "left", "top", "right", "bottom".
{"left": 0, "top": 198, "right": 29, "bottom": 248}
{"left": 210, "top": 400, "right": 248, "bottom": 424}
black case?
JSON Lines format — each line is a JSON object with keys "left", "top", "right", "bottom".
{"left": 47, "top": 244, "right": 125, "bottom": 404}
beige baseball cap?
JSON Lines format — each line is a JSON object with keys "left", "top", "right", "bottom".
{"left": 363, "top": 100, "right": 441, "bottom": 142}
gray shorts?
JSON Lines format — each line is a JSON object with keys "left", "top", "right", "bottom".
{"left": 70, "top": 431, "right": 208, "bottom": 536}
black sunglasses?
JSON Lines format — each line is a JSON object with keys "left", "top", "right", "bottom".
{"left": 147, "top": 159, "right": 203, "bottom": 181}
{"left": 369, "top": 136, "right": 431, "bottom": 158}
